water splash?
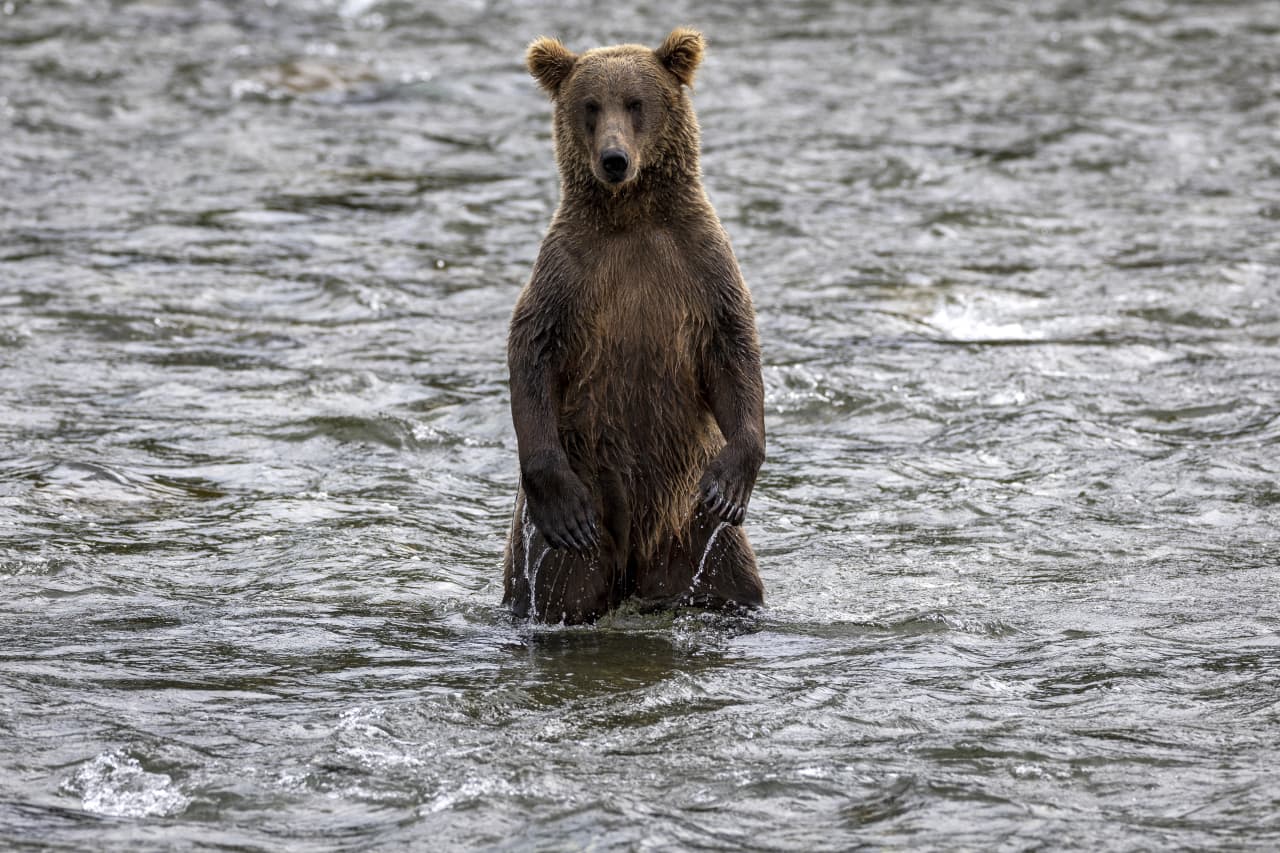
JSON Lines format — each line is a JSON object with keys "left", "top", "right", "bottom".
{"left": 520, "top": 503, "right": 534, "bottom": 611}
{"left": 520, "top": 502, "right": 551, "bottom": 617}
{"left": 528, "top": 546, "right": 551, "bottom": 617}
{"left": 687, "top": 521, "right": 729, "bottom": 597}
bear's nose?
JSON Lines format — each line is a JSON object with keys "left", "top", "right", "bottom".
{"left": 600, "top": 149, "right": 630, "bottom": 182}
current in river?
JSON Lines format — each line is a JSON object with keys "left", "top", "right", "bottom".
{"left": 2, "top": 1, "right": 1279, "bottom": 849}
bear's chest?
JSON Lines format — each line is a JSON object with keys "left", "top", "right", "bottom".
{"left": 560, "top": 232, "right": 710, "bottom": 417}
{"left": 581, "top": 232, "right": 706, "bottom": 354}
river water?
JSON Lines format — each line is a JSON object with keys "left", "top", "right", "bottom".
{"left": 2, "top": 0, "right": 1278, "bottom": 849}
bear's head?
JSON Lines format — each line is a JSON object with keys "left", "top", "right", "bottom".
{"left": 526, "top": 29, "right": 705, "bottom": 193}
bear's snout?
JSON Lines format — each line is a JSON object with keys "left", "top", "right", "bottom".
{"left": 600, "top": 148, "right": 630, "bottom": 184}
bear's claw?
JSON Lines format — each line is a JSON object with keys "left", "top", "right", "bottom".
{"left": 700, "top": 479, "right": 747, "bottom": 526}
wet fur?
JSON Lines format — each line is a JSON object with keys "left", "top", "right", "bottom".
{"left": 504, "top": 29, "right": 765, "bottom": 624}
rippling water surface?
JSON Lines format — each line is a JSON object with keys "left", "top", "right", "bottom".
{"left": 3, "top": 0, "right": 1279, "bottom": 849}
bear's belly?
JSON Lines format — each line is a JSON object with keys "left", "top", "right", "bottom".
{"left": 560, "top": 324, "right": 720, "bottom": 515}
{"left": 564, "top": 331, "right": 711, "bottom": 445}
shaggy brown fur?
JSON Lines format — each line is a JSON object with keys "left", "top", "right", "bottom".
{"left": 503, "top": 28, "right": 766, "bottom": 624}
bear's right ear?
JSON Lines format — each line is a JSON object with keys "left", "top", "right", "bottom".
{"left": 526, "top": 37, "right": 578, "bottom": 97}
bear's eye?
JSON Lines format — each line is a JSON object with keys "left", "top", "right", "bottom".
{"left": 583, "top": 101, "right": 599, "bottom": 116}
{"left": 626, "top": 99, "right": 643, "bottom": 115}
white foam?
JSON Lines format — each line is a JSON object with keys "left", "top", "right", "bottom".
{"left": 62, "top": 750, "right": 191, "bottom": 818}
{"left": 925, "top": 297, "right": 1042, "bottom": 342}
{"left": 334, "top": 706, "right": 426, "bottom": 771}
{"left": 424, "top": 775, "right": 517, "bottom": 814}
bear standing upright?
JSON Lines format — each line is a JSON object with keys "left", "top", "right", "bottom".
{"left": 503, "top": 28, "right": 766, "bottom": 624}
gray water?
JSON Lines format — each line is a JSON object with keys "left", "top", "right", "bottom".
{"left": 2, "top": 0, "right": 1279, "bottom": 849}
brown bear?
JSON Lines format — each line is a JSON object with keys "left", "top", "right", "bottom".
{"left": 502, "top": 28, "right": 766, "bottom": 624}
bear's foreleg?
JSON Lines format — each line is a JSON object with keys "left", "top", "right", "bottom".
{"left": 508, "top": 262, "right": 600, "bottom": 553}
{"left": 696, "top": 253, "right": 766, "bottom": 526}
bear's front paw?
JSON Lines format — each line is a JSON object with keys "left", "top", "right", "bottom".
{"left": 698, "top": 454, "right": 754, "bottom": 526}
{"left": 522, "top": 462, "right": 600, "bottom": 553}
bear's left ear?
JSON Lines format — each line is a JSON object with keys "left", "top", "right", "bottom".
{"left": 527, "top": 37, "right": 578, "bottom": 97}
{"left": 655, "top": 27, "right": 705, "bottom": 88}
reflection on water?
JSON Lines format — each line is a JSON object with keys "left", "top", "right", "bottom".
{"left": 2, "top": 0, "right": 1279, "bottom": 849}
